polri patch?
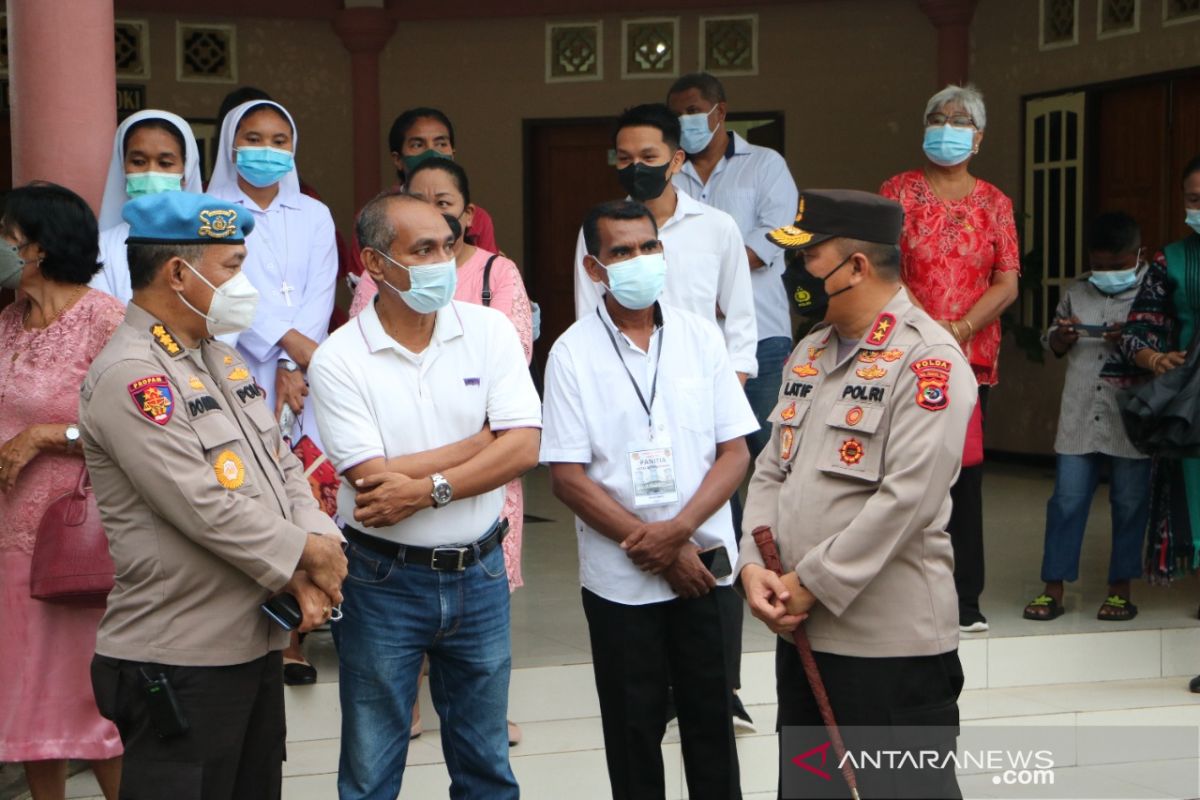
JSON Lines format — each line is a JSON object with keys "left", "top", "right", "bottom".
{"left": 128, "top": 375, "right": 174, "bottom": 425}
{"left": 911, "top": 358, "right": 952, "bottom": 412}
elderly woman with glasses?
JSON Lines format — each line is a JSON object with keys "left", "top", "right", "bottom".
{"left": 880, "top": 83, "right": 1020, "bottom": 634}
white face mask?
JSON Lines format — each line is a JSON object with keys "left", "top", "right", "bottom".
{"left": 176, "top": 258, "right": 260, "bottom": 337}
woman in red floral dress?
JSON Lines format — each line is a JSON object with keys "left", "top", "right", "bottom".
{"left": 880, "top": 84, "right": 1020, "bottom": 633}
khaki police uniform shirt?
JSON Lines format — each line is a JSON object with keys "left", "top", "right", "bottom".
{"left": 80, "top": 303, "right": 340, "bottom": 667}
{"left": 736, "top": 289, "right": 975, "bottom": 658}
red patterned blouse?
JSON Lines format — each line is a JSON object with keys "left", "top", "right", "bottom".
{"left": 879, "top": 169, "right": 1020, "bottom": 386}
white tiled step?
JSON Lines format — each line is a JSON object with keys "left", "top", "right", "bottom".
{"left": 62, "top": 673, "right": 1200, "bottom": 800}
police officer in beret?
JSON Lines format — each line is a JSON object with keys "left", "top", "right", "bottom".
{"left": 736, "top": 190, "right": 975, "bottom": 797}
{"left": 81, "top": 191, "right": 348, "bottom": 800}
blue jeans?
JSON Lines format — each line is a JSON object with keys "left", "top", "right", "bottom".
{"left": 333, "top": 528, "right": 517, "bottom": 800}
{"left": 742, "top": 336, "right": 793, "bottom": 460}
{"left": 1040, "top": 454, "right": 1153, "bottom": 585}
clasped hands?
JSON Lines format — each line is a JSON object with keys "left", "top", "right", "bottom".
{"left": 740, "top": 564, "right": 817, "bottom": 635}
{"left": 621, "top": 519, "right": 715, "bottom": 599}
{"left": 283, "top": 532, "right": 349, "bottom": 632}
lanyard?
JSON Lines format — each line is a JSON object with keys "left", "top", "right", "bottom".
{"left": 598, "top": 309, "right": 663, "bottom": 434}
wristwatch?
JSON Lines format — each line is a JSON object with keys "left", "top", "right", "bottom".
{"left": 64, "top": 424, "right": 81, "bottom": 452}
{"left": 430, "top": 473, "right": 454, "bottom": 508}
{"left": 278, "top": 359, "right": 299, "bottom": 373}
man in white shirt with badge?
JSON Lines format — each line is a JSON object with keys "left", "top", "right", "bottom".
{"left": 307, "top": 194, "right": 541, "bottom": 800}
{"left": 572, "top": 103, "right": 758, "bottom": 384}
{"left": 545, "top": 200, "right": 759, "bottom": 800}
{"left": 668, "top": 71, "right": 801, "bottom": 735}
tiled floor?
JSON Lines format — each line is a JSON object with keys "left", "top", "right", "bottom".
{"left": 18, "top": 462, "right": 1200, "bottom": 799}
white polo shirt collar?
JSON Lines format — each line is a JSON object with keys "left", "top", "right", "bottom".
{"left": 357, "top": 297, "right": 465, "bottom": 360}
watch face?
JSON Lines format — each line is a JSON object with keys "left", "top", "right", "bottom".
{"left": 433, "top": 481, "right": 453, "bottom": 505}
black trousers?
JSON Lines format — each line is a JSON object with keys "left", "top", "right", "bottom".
{"left": 723, "top": 492, "right": 746, "bottom": 690}
{"left": 91, "top": 651, "right": 286, "bottom": 800}
{"left": 582, "top": 587, "right": 741, "bottom": 800}
{"left": 950, "top": 385, "right": 990, "bottom": 612}
{"left": 775, "top": 641, "right": 964, "bottom": 800}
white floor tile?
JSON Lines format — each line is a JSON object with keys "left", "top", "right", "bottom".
{"left": 987, "top": 629, "right": 1162, "bottom": 688}
{"left": 1162, "top": 626, "right": 1200, "bottom": 678}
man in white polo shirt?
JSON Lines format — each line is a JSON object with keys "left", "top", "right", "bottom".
{"left": 307, "top": 194, "right": 540, "bottom": 800}
{"left": 572, "top": 103, "right": 758, "bottom": 384}
{"left": 545, "top": 200, "right": 759, "bottom": 800}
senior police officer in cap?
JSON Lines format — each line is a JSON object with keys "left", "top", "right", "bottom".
{"left": 737, "top": 190, "right": 975, "bottom": 798}
{"left": 81, "top": 191, "right": 348, "bottom": 800}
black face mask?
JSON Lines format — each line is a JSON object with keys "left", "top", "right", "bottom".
{"left": 616, "top": 161, "right": 671, "bottom": 202}
{"left": 784, "top": 253, "right": 853, "bottom": 316}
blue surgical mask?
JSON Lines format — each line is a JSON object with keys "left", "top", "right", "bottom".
{"left": 597, "top": 252, "right": 667, "bottom": 310}
{"left": 1089, "top": 267, "right": 1139, "bottom": 295}
{"left": 679, "top": 107, "right": 718, "bottom": 154}
{"left": 234, "top": 146, "right": 295, "bottom": 188}
{"left": 923, "top": 125, "right": 975, "bottom": 167}
{"left": 377, "top": 250, "right": 458, "bottom": 314}
{"left": 125, "top": 171, "right": 183, "bottom": 198}
{"left": 1187, "top": 208, "right": 1200, "bottom": 236}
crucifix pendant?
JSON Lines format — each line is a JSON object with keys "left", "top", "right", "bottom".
{"left": 280, "top": 280, "right": 295, "bottom": 307}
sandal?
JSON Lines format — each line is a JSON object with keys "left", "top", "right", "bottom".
{"left": 1023, "top": 594, "right": 1064, "bottom": 621}
{"left": 282, "top": 656, "right": 318, "bottom": 686}
{"left": 1097, "top": 595, "right": 1137, "bottom": 621}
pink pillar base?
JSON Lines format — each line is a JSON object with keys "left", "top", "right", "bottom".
{"left": 9, "top": 0, "right": 116, "bottom": 214}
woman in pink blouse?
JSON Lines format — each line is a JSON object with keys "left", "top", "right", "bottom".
{"left": 880, "top": 84, "right": 1020, "bottom": 634}
{"left": 350, "top": 158, "right": 533, "bottom": 745}
{"left": 0, "top": 184, "right": 125, "bottom": 798}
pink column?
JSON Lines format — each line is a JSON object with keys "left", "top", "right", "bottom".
{"left": 9, "top": 0, "right": 116, "bottom": 213}
{"left": 333, "top": 8, "right": 396, "bottom": 213}
{"left": 917, "top": 0, "right": 979, "bottom": 88}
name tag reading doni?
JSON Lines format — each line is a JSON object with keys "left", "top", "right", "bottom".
{"left": 629, "top": 439, "right": 678, "bottom": 508}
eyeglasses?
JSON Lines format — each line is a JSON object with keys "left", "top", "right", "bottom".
{"left": 926, "top": 113, "right": 976, "bottom": 128}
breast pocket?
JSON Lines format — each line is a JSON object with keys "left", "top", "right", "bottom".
{"left": 815, "top": 400, "right": 887, "bottom": 483}
{"left": 191, "top": 414, "right": 262, "bottom": 497}
{"left": 665, "top": 252, "right": 720, "bottom": 318}
{"left": 768, "top": 397, "right": 810, "bottom": 469}
{"left": 671, "top": 378, "right": 715, "bottom": 436}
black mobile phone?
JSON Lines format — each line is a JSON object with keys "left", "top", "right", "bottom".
{"left": 698, "top": 545, "right": 733, "bottom": 580}
{"left": 1072, "top": 323, "right": 1110, "bottom": 337}
{"left": 140, "top": 669, "right": 189, "bottom": 739}
{"left": 261, "top": 593, "right": 302, "bottom": 631}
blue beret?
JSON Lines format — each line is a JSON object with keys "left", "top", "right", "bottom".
{"left": 123, "top": 191, "right": 254, "bottom": 245}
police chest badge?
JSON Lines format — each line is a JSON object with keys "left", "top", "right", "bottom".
{"left": 228, "top": 366, "right": 250, "bottom": 381}
{"left": 792, "top": 361, "right": 819, "bottom": 378}
{"left": 780, "top": 426, "right": 796, "bottom": 461}
{"left": 911, "top": 358, "right": 952, "bottom": 412}
{"left": 128, "top": 375, "right": 174, "bottom": 425}
{"left": 839, "top": 438, "right": 865, "bottom": 466}
{"left": 214, "top": 449, "right": 246, "bottom": 489}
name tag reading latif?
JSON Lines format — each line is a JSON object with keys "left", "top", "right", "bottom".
{"left": 629, "top": 437, "right": 678, "bottom": 508}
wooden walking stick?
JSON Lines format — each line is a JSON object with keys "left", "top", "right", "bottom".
{"left": 751, "top": 525, "right": 861, "bottom": 800}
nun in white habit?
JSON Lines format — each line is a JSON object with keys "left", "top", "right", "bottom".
{"left": 206, "top": 99, "right": 337, "bottom": 442}
{"left": 91, "top": 109, "right": 203, "bottom": 303}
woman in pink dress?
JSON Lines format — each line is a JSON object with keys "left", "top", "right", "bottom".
{"left": 349, "top": 158, "right": 534, "bottom": 745}
{"left": 0, "top": 184, "right": 125, "bottom": 798}
{"left": 879, "top": 84, "right": 1020, "bottom": 634}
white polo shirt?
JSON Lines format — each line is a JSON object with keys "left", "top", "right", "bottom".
{"left": 541, "top": 299, "right": 759, "bottom": 605}
{"left": 673, "top": 132, "right": 799, "bottom": 343}
{"left": 572, "top": 189, "right": 759, "bottom": 378}
{"left": 308, "top": 299, "right": 542, "bottom": 547}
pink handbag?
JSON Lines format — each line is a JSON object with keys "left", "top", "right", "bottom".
{"left": 29, "top": 466, "right": 114, "bottom": 606}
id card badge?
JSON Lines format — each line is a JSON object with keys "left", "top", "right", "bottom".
{"left": 629, "top": 433, "right": 678, "bottom": 508}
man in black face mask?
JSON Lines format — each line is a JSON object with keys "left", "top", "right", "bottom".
{"left": 573, "top": 103, "right": 758, "bottom": 385}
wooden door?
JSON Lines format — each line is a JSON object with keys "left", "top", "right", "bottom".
{"left": 1093, "top": 82, "right": 1169, "bottom": 253}
{"left": 524, "top": 118, "right": 618, "bottom": 371}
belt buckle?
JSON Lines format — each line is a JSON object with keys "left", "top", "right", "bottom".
{"left": 431, "top": 546, "right": 469, "bottom": 571}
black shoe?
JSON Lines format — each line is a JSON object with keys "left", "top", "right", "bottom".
{"left": 732, "top": 693, "right": 756, "bottom": 734}
{"left": 283, "top": 658, "right": 318, "bottom": 686}
{"left": 959, "top": 607, "right": 988, "bottom": 633}
{"left": 1189, "top": 675, "right": 1200, "bottom": 694}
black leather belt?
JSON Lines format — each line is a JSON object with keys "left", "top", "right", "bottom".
{"left": 343, "top": 518, "right": 508, "bottom": 572}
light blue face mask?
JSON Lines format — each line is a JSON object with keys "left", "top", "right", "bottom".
{"left": 679, "top": 106, "right": 718, "bottom": 154}
{"left": 125, "top": 171, "right": 183, "bottom": 198}
{"left": 923, "top": 125, "right": 975, "bottom": 167}
{"left": 1088, "top": 267, "right": 1139, "bottom": 295}
{"left": 377, "top": 250, "right": 458, "bottom": 314}
{"left": 597, "top": 252, "right": 667, "bottom": 310}
{"left": 1187, "top": 208, "right": 1200, "bottom": 236}
{"left": 234, "top": 146, "right": 295, "bottom": 188}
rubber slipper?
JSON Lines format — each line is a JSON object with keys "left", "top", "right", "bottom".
{"left": 282, "top": 657, "right": 317, "bottom": 686}
{"left": 1097, "top": 594, "right": 1138, "bottom": 621}
{"left": 1023, "top": 594, "right": 1064, "bottom": 621}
